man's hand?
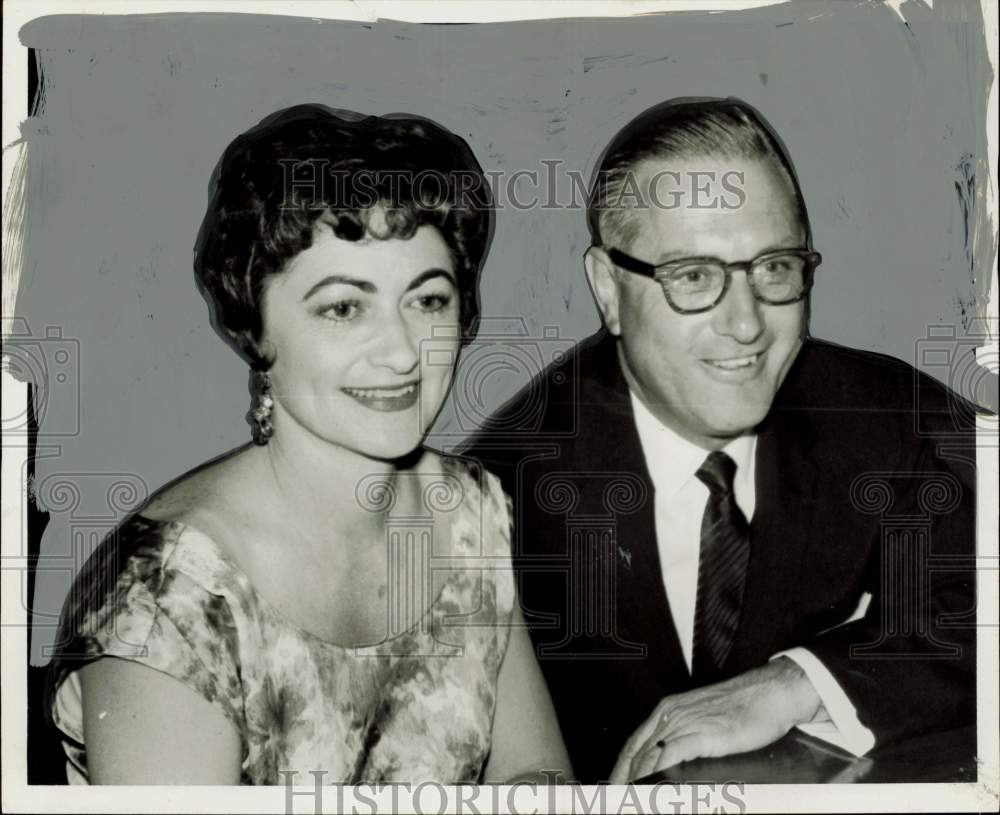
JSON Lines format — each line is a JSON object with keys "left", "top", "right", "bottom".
{"left": 609, "top": 657, "right": 824, "bottom": 783}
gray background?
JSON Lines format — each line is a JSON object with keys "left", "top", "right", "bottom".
{"left": 12, "top": 2, "right": 995, "bottom": 662}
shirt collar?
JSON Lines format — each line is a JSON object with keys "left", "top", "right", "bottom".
{"left": 629, "top": 389, "right": 757, "bottom": 505}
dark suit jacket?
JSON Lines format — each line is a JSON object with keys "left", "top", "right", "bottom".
{"left": 463, "top": 330, "right": 978, "bottom": 782}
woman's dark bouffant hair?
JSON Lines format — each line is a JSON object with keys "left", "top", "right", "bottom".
{"left": 194, "top": 104, "right": 494, "bottom": 369}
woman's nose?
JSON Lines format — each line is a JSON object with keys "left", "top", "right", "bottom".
{"left": 369, "top": 312, "right": 420, "bottom": 374}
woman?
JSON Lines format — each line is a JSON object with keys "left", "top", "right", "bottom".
{"left": 46, "top": 104, "right": 571, "bottom": 784}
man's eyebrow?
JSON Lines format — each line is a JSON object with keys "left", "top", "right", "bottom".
{"left": 649, "top": 238, "right": 809, "bottom": 265}
{"left": 650, "top": 249, "right": 692, "bottom": 264}
{"left": 762, "top": 237, "right": 810, "bottom": 253}
{"left": 301, "top": 275, "right": 376, "bottom": 300}
{"left": 406, "top": 268, "right": 457, "bottom": 292}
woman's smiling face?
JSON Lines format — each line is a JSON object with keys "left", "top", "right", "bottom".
{"left": 259, "top": 221, "right": 461, "bottom": 461}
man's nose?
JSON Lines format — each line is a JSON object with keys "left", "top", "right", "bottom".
{"left": 369, "top": 311, "right": 420, "bottom": 374}
{"left": 712, "top": 271, "right": 764, "bottom": 344}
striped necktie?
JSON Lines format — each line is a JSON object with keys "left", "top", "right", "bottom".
{"left": 691, "top": 450, "right": 751, "bottom": 681}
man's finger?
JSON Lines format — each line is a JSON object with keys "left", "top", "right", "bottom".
{"left": 613, "top": 705, "right": 669, "bottom": 783}
{"left": 631, "top": 723, "right": 699, "bottom": 782}
{"left": 635, "top": 707, "right": 678, "bottom": 761}
{"left": 608, "top": 755, "right": 631, "bottom": 785}
{"left": 653, "top": 732, "right": 709, "bottom": 774}
{"left": 629, "top": 741, "right": 665, "bottom": 782}
{"left": 610, "top": 728, "right": 649, "bottom": 784}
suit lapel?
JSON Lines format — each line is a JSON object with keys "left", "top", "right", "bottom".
{"left": 574, "top": 335, "right": 691, "bottom": 688}
{"left": 728, "top": 350, "right": 820, "bottom": 672}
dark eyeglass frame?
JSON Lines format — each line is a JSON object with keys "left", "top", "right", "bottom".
{"left": 606, "top": 246, "right": 823, "bottom": 315}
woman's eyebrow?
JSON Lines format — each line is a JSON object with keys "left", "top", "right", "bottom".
{"left": 406, "top": 268, "right": 457, "bottom": 292}
{"left": 301, "top": 275, "right": 377, "bottom": 301}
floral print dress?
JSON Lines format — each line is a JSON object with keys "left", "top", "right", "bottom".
{"left": 47, "top": 456, "right": 515, "bottom": 784}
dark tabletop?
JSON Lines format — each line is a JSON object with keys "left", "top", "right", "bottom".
{"left": 637, "top": 725, "right": 978, "bottom": 784}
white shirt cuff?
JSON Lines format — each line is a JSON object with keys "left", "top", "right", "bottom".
{"left": 771, "top": 648, "right": 876, "bottom": 757}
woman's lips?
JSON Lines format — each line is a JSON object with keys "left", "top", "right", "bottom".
{"left": 342, "top": 382, "right": 419, "bottom": 412}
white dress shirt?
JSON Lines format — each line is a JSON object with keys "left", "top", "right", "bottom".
{"left": 629, "top": 391, "right": 876, "bottom": 756}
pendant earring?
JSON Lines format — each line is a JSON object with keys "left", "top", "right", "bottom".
{"left": 249, "top": 369, "right": 274, "bottom": 445}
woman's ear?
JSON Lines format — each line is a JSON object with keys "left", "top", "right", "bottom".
{"left": 584, "top": 247, "right": 623, "bottom": 336}
{"left": 228, "top": 328, "right": 277, "bottom": 372}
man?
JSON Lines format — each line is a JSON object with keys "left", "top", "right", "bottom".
{"left": 463, "top": 98, "right": 977, "bottom": 783}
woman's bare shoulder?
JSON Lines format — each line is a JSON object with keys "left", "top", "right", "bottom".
{"left": 139, "top": 444, "right": 263, "bottom": 541}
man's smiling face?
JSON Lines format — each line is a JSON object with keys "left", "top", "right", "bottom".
{"left": 595, "top": 155, "right": 809, "bottom": 449}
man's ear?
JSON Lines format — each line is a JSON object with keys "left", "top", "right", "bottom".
{"left": 584, "top": 246, "right": 623, "bottom": 336}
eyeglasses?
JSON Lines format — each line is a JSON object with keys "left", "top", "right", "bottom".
{"left": 606, "top": 246, "right": 822, "bottom": 315}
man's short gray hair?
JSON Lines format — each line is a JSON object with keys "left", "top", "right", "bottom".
{"left": 587, "top": 97, "right": 811, "bottom": 252}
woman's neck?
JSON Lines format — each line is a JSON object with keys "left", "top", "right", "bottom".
{"left": 253, "top": 414, "right": 425, "bottom": 545}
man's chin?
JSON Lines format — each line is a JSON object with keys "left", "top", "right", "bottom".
{"left": 704, "top": 406, "right": 771, "bottom": 439}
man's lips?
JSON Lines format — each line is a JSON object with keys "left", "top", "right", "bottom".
{"left": 699, "top": 349, "right": 768, "bottom": 379}
{"left": 702, "top": 351, "right": 763, "bottom": 370}
{"left": 342, "top": 381, "right": 420, "bottom": 411}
